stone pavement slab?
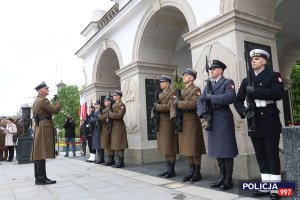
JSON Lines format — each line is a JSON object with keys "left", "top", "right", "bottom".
{"left": 0, "top": 155, "right": 266, "bottom": 200}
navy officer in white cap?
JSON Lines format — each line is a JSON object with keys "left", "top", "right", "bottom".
{"left": 31, "top": 81, "right": 61, "bottom": 185}
{"left": 234, "top": 49, "right": 284, "bottom": 200}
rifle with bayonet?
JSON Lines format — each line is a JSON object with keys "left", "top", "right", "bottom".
{"left": 174, "top": 67, "right": 183, "bottom": 133}
{"left": 107, "top": 92, "right": 114, "bottom": 134}
{"left": 244, "top": 49, "right": 257, "bottom": 133}
{"left": 151, "top": 79, "right": 160, "bottom": 134}
{"left": 204, "top": 55, "right": 213, "bottom": 131}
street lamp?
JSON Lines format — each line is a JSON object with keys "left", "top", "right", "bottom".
{"left": 16, "top": 105, "right": 33, "bottom": 164}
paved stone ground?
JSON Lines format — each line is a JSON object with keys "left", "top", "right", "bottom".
{"left": 0, "top": 152, "right": 275, "bottom": 200}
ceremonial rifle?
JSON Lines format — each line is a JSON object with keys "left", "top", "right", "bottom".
{"left": 204, "top": 55, "right": 213, "bottom": 131}
{"left": 244, "top": 49, "right": 257, "bottom": 133}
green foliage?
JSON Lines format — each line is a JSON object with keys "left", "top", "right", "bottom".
{"left": 290, "top": 60, "right": 300, "bottom": 124}
{"left": 52, "top": 85, "right": 81, "bottom": 135}
{"left": 172, "top": 75, "right": 184, "bottom": 91}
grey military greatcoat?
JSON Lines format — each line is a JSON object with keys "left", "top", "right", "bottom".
{"left": 197, "top": 76, "right": 238, "bottom": 158}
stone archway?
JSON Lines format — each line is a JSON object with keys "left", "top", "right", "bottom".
{"left": 136, "top": 5, "right": 192, "bottom": 75}
{"left": 133, "top": 0, "right": 196, "bottom": 66}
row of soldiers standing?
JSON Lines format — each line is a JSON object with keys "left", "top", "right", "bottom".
{"left": 82, "top": 90, "right": 128, "bottom": 168}
{"left": 154, "top": 49, "right": 283, "bottom": 200}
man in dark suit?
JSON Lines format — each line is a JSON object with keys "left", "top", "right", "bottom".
{"left": 197, "top": 59, "right": 238, "bottom": 190}
{"left": 234, "top": 49, "right": 284, "bottom": 200}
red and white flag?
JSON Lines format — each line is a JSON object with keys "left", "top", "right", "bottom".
{"left": 79, "top": 94, "right": 87, "bottom": 120}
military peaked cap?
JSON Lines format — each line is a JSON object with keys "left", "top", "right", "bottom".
{"left": 35, "top": 81, "right": 49, "bottom": 91}
{"left": 250, "top": 49, "right": 270, "bottom": 60}
{"left": 209, "top": 59, "right": 227, "bottom": 70}
{"left": 113, "top": 90, "right": 123, "bottom": 97}
{"left": 95, "top": 100, "right": 101, "bottom": 105}
{"left": 160, "top": 75, "right": 171, "bottom": 83}
{"left": 183, "top": 68, "right": 197, "bottom": 79}
{"left": 104, "top": 96, "right": 111, "bottom": 101}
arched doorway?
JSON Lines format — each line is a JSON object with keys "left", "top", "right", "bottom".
{"left": 138, "top": 6, "right": 192, "bottom": 75}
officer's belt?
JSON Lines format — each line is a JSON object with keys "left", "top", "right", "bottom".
{"left": 182, "top": 109, "right": 195, "bottom": 113}
{"left": 212, "top": 105, "right": 230, "bottom": 110}
{"left": 39, "top": 116, "right": 52, "bottom": 121}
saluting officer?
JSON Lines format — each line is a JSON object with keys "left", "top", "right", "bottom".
{"left": 234, "top": 49, "right": 284, "bottom": 200}
{"left": 31, "top": 81, "right": 61, "bottom": 185}
{"left": 197, "top": 60, "right": 238, "bottom": 190}
{"left": 154, "top": 75, "right": 179, "bottom": 178}
{"left": 172, "top": 68, "right": 206, "bottom": 182}
{"left": 98, "top": 96, "right": 115, "bottom": 166}
{"left": 108, "top": 90, "right": 128, "bottom": 168}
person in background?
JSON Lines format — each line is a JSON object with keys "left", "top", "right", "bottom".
{"left": 85, "top": 106, "right": 96, "bottom": 162}
{"left": 63, "top": 116, "right": 76, "bottom": 157}
{"left": 1, "top": 118, "right": 16, "bottom": 162}
{"left": 91, "top": 100, "right": 105, "bottom": 164}
{"left": 79, "top": 119, "right": 87, "bottom": 156}
{"left": 0, "top": 119, "right": 8, "bottom": 162}
{"left": 234, "top": 49, "right": 284, "bottom": 200}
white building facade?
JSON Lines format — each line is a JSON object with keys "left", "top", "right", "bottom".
{"left": 76, "top": 0, "right": 299, "bottom": 179}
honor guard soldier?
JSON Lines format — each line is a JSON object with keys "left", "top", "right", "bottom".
{"left": 108, "top": 90, "right": 128, "bottom": 168}
{"left": 197, "top": 60, "right": 238, "bottom": 190}
{"left": 98, "top": 96, "right": 115, "bottom": 166}
{"left": 31, "top": 81, "right": 61, "bottom": 185}
{"left": 85, "top": 106, "right": 97, "bottom": 162}
{"left": 171, "top": 68, "right": 206, "bottom": 182}
{"left": 234, "top": 49, "right": 284, "bottom": 200}
{"left": 92, "top": 100, "right": 105, "bottom": 164}
{"left": 154, "top": 75, "right": 179, "bottom": 178}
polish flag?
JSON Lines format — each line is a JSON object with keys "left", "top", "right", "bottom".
{"left": 79, "top": 94, "right": 87, "bottom": 120}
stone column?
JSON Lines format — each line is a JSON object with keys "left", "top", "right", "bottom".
{"left": 282, "top": 126, "right": 300, "bottom": 198}
{"left": 116, "top": 61, "right": 174, "bottom": 164}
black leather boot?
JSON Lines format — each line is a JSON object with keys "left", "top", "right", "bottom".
{"left": 99, "top": 149, "right": 105, "bottom": 164}
{"left": 183, "top": 164, "right": 195, "bottom": 182}
{"left": 159, "top": 161, "right": 170, "bottom": 177}
{"left": 165, "top": 162, "right": 176, "bottom": 178}
{"left": 190, "top": 165, "right": 202, "bottom": 182}
{"left": 211, "top": 159, "right": 226, "bottom": 188}
{"left": 95, "top": 150, "right": 101, "bottom": 164}
{"left": 35, "top": 160, "right": 56, "bottom": 185}
{"left": 220, "top": 158, "right": 233, "bottom": 190}
{"left": 113, "top": 156, "right": 125, "bottom": 168}
{"left": 105, "top": 155, "right": 115, "bottom": 166}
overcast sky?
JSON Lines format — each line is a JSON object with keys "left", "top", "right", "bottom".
{"left": 0, "top": 0, "right": 114, "bottom": 116}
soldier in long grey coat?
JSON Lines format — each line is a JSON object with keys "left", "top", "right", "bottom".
{"left": 31, "top": 81, "right": 61, "bottom": 185}
{"left": 197, "top": 60, "right": 238, "bottom": 190}
{"left": 91, "top": 100, "right": 105, "bottom": 164}
{"left": 171, "top": 68, "right": 206, "bottom": 182}
{"left": 154, "top": 75, "right": 179, "bottom": 178}
{"left": 108, "top": 90, "right": 128, "bottom": 168}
